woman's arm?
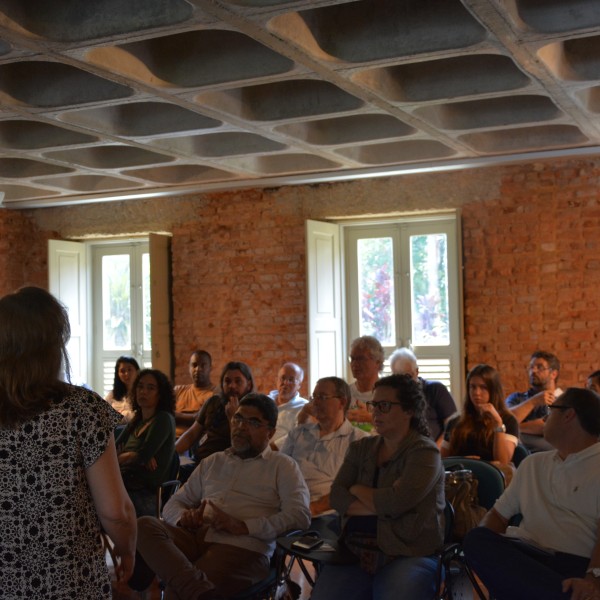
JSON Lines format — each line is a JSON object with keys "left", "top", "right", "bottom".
{"left": 329, "top": 440, "right": 366, "bottom": 515}
{"left": 86, "top": 434, "right": 137, "bottom": 582}
{"left": 131, "top": 412, "right": 174, "bottom": 465}
{"left": 493, "top": 414, "right": 519, "bottom": 465}
{"left": 492, "top": 432, "right": 516, "bottom": 465}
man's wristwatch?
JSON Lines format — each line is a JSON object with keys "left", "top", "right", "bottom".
{"left": 494, "top": 424, "right": 506, "bottom": 433}
{"left": 586, "top": 567, "right": 600, "bottom": 577}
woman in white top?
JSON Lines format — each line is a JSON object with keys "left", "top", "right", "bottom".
{"left": 105, "top": 356, "right": 140, "bottom": 421}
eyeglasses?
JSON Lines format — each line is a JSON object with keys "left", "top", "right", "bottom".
{"left": 231, "top": 414, "right": 269, "bottom": 429}
{"left": 548, "top": 404, "right": 571, "bottom": 411}
{"left": 528, "top": 364, "right": 552, "bottom": 373}
{"left": 279, "top": 376, "right": 299, "bottom": 384}
{"left": 309, "top": 394, "right": 341, "bottom": 402}
{"left": 349, "top": 354, "right": 374, "bottom": 363}
{"left": 365, "top": 401, "right": 403, "bottom": 414}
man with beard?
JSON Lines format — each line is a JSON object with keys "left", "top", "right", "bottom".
{"left": 130, "top": 393, "right": 311, "bottom": 599}
{"left": 268, "top": 362, "right": 308, "bottom": 449}
{"left": 174, "top": 350, "right": 216, "bottom": 437}
{"left": 505, "top": 350, "right": 563, "bottom": 452}
{"left": 176, "top": 361, "right": 254, "bottom": 481}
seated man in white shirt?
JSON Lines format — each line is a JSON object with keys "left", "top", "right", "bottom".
{"left": 463, "top": 387, "right": 600, "bottom": 600}
{"left": 268, "top": 362, "right": 308, "bottom": 449}
{"left": 129, "top": 393, "right": 311, "bottom": 599}
{"left": 281, "top": 376, "right": 368, "bottom": 521}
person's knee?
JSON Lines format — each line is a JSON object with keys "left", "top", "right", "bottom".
{"left": 137, "top": 515, "right": 167, "bottom": 546}
{"left": 463, "top": 526, "right": 497, "bottom": 565}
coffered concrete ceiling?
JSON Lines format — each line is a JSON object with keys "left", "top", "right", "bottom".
{"left": 1, "top": 0, "right": 600, "bottom": 208}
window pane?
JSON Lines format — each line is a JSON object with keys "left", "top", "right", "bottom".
{"left": 410, "top": 234, "right": 449, "bottom": 345}
{"left": 357, "top": 237, "right": 395, "bottom": 345}
{"left": 102, "top": 254, "right": 131, "bottom": 350}
{"left": 142, "top": 252, "right": 151, "bottom": 351}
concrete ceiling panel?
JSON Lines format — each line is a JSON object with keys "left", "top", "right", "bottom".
{"left": 45, "top": 146, "right": 175, "bottom": 169}
{"left": 336, "top": 139, "right": 457, "bottom": 164}
{"left": 60, "top": 102, "right": 221, "bottom": 137}
{"left": 460, "top": 124, "right": 589, "bottom": 153}
{"left": 0, "top": 158, "right": 72, "bottom": 178}
{"left": 2, "top": 0, "right": 600, "bottom": 207}
{"left": 0, "top": 61, "right": 132, "bottom": 108}
{"left": 275, "top": 114, "right": 416, "bottom": 145}
{"left": 414, "top": 95, "right": 562, "bottom": 130}
{"left": 275, "top": 0, "right": 487, "bottom": 63}
{"left": 0, "top": 0, "right": 192, "bottom": 43}
{"left": 354, "top": 55, "right": 531, "bottom": 103}
{"left": 0, "top": 120, "right": 97, "bottom": 149}
{"left": 87, "top": 30, "right": 294, "bottom": 89}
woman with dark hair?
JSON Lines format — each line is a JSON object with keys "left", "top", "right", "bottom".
{"left": 442, "top": 363, "right": 519, "bottom": 465}
{"left": 105, "top": 355, "right": 140, "bottom": 421}
{"left": 311, "top": 374, "right": 445, "bottom": 600}
{"left": 116, "top": 368, "right": 176, "bottom": 516}
{"left": 0, "top": 287, "right": 136, "bottom": 599}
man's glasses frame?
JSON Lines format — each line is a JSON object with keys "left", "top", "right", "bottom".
{"left": 231, "top": 414, "right": 270, "bottom": 429}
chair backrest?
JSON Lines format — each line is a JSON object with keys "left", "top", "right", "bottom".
{"left": 443, "top": 457, "right": 505, "bottom": 510}
{"left": 156, "top": 453, "right": 181, "bottom": 517}
{"left": 512, "top": 443, "right": 530, "bottom": 468}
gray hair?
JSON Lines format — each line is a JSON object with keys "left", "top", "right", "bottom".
{"left": 389, "top": 347, "right": 418, "bottom": 374}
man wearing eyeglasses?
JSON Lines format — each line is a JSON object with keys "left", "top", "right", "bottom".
{"left": 505, "top": 350, "right": 563, "bottom": 452}
{"left": 130, "top": 393, "right": 311, "bottom": 599}
{"left": 281, "top": 376, "right": 368, "bottom": 520}
{"left": 464, "top": 387, "right": 600, "bottom": 600}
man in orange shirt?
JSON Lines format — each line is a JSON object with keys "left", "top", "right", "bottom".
{"left": 174, "top": 350, "right": 216, "bottom": 437}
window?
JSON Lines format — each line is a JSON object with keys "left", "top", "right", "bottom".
{"left": 345, "top": 217, "right": 462, "bottom": 396}
{"left": 307, "top": 215, "right": 463, "bottom": 400}
{"left": 93, "top": 242, "right": 152, "bottom": 396}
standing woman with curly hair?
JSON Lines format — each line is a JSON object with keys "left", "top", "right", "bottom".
{"left": 0, "top": 287, "right": 136, "bottom": 599}
{"left": 311, "top": 374, "right": 445, "bottom": 600}
{"left": 442, "top": 364, "right": 519, "bottom": 466}
{"left": 116, "top": 368, "right": 176, "bottom": 517}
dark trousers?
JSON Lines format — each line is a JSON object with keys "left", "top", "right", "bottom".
{"left": 463, "top": 527, "right": 588, "bottom": 600}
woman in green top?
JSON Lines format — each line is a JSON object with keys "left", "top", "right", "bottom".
{"left": 116, "top": 369, "right": 176, "bottom": 516}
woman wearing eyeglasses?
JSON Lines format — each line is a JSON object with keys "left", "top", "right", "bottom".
{"left": 441, "top": 364, "right": 519, "bottom": 467}
{"left": 311, "top": 373, "right": 445, "bottom": 600}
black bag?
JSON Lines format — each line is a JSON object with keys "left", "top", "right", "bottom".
{"left": 445, "top": 468, "right": 487, "bottom": 541}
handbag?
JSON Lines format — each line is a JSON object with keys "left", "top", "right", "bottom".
{"left": 445, "top": 468, "right": 487, "bottom": 541}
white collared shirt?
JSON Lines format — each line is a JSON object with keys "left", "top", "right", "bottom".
{"left": 495, "top": 443, "right": 600, "bottom": 557}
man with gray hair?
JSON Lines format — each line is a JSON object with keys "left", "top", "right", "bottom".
{"left": 347, "top": 335, "right": 385, "bottom": 429}
{"left": 281, "top": 376, "right": 367, "bottom": 518}
{"left": 390, "top": 347, "right": 457, "bottom": 446}
{"left": 268, "top": 362, "right": 308, "bottom": 449}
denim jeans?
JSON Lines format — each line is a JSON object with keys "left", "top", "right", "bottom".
{"left": 311, "top": 554, "right": 438, "bottom": 600}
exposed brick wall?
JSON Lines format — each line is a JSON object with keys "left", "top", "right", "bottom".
{"left": 462, "top": 160, "right": 600, "bottom": 394}
{"left": 5, "top": 157, "right": 600, "bottom": 398}
{"left": 0, "top": 209, "right": 52, "bottom": 295}
{"left": 171, "top": 189, "right": 308, "bottom": 393}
